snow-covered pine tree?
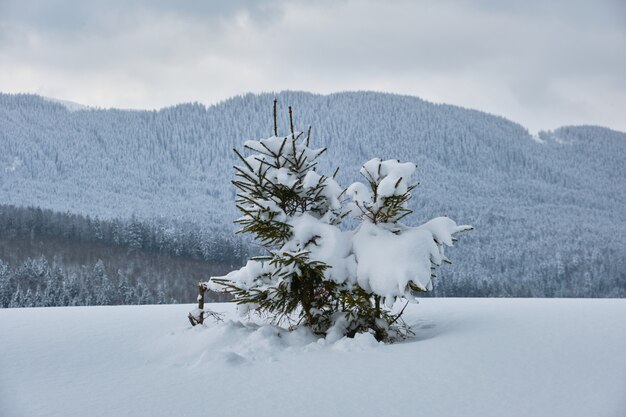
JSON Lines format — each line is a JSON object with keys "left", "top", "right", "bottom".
{"left": 200, "top": 101, "right": 472, "bottom": 343}
{"left": 0, "top": 260, "right": 11, "bottom": 308}
{"left": 9, "top": 285, "right": 22, "bottom": 308}
{"left": 341, "top": 158, "right": 473, "bottom": 340}
{"left": 209, "top": 100, "right": 345, "bottom": 334}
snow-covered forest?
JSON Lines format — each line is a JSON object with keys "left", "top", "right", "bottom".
{"left": 1, "top": 91, "right": 625, "bottom": 305}
{"left": 0, "top": 204, "right": 244, "bottom": 306}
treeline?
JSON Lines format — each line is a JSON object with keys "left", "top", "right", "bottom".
{"left": 429, "top": 246, "right": 626, "bottom": 299}
{"left": 0, "top": 240, "right": 236, "bottom": 308}
{"left": 0, "top": 204, "right": 243, "bottom": 308}
{"left": 0, "top": 257, "right": 168, "bottom": 308}
{"left": 0, "top": 204, "right": 248, "bottom": 265}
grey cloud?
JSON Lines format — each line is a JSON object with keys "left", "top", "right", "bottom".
{"left": 0, "top": 0, "right": 624, "bottom": 132}
{"left": 0, "top": 0, "right": 288, "bottom": 39}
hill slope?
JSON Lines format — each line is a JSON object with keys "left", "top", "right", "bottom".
{"left": 1, "top": 300, "right": 625, "bottom": 417}
{"left": 1, "top": 91, "right": 625, "bottom": 297}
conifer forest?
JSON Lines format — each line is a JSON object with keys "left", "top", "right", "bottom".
{"left": 1, "top": 91, "right": 625, "bottom": 307}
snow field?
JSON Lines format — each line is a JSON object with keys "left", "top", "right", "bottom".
{"left": 1, "top": 298, "right": 625, "bottom": 417}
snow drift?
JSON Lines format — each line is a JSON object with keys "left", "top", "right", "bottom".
{"left": 1, "top": 299, "right": 625, "bottom": 417}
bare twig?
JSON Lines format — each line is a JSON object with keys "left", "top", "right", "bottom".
{"left": 273, "top": 97, "right": 278, "bottom": 136}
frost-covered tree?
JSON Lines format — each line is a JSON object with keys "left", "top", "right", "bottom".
{"left": 202, "top": 102, "right": 472, "bottom": 342}
{"left": 208, "top": 101, "right": 345, "bottom": 333}
{"left": 9, "top": 286, "right": 22, "bottom": 308}
{"left": 23, "top": 288, "right": 35, "bottom": 308}
{"left": 0, "top": 260, "right": 11, "bottom": 308}
{"left": 342, "top": 158, "right": 472, "bottom": 340}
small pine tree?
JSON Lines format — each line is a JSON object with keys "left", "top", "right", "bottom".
{"left": 117, "top": 270, "right": 133, "bottom": 304}
{"left": 341, "top": 158, "right": 460, "bottom": 340}
{"left": 24, "top": 288, "right": 35, "bottom": 308}
{"left": 211, "top": 100, "right": 344, "bottom": 334}
{"left": 9, "top": 286, "right": 22, "bottom": 308}
{"left": 97, "top": 274, "right": 114, "bottom": 306}
{"left": 136, "top": 281, "right": 152, "bottom": 305}
{"left": 0, "top": 260, "right": 12, "bottom": 308}
{"left": 157, "top": 284, "right": 166, "bottom": 304}
{"left": 94, "top": 259, "right": 114, "bottom": 305}
{"left": 203, "top": 101, "right": 472, "bottom": 342}
{"left": 66, "top": 273, "right": 80, "bottom": 306}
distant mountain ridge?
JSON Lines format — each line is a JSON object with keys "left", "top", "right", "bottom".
{"left": 1, "top": 91, "right": 625, "bottom": 297}
{"left": 41, "top": 96, "right": 91, "bottom": 112}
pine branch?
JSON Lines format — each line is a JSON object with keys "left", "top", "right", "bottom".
{"left": 233, "top": 148, "right": 254, "bottom": 171}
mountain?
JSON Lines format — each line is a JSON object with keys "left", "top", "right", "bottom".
{"left": 41, "top": 96, "right": 91, "bottom": 112}
{"left": 1, "top": 91, "right": 625, "bottom": 298}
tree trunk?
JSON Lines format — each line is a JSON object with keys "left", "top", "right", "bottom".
{"left": 188, "top": 282, "right": 206, "bottom": 326}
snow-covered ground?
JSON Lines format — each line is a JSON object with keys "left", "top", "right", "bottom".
{"left": 1, "top": 298, "right": 625, "bottom": 417}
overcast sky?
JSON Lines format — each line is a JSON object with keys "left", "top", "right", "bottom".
{"left": 1, "top": 0, "right": 624, "bottom": 132}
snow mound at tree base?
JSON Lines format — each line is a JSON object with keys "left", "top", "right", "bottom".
{"left": 1, "top": 299, "right": 625, "bottom": 417}
{"left": 176, "top": 320, "right": 382, "bottom": 367}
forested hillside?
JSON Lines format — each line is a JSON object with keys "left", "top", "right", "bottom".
{"left": 0, "top": 205, "right": 243, "bottom": 307}
{"left": 1, "top": 91, "right": 625, "bottom": 303}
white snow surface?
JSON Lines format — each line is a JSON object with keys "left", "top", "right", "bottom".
{"left": 1, "top": 299, "right": 625, "bottom": 417}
